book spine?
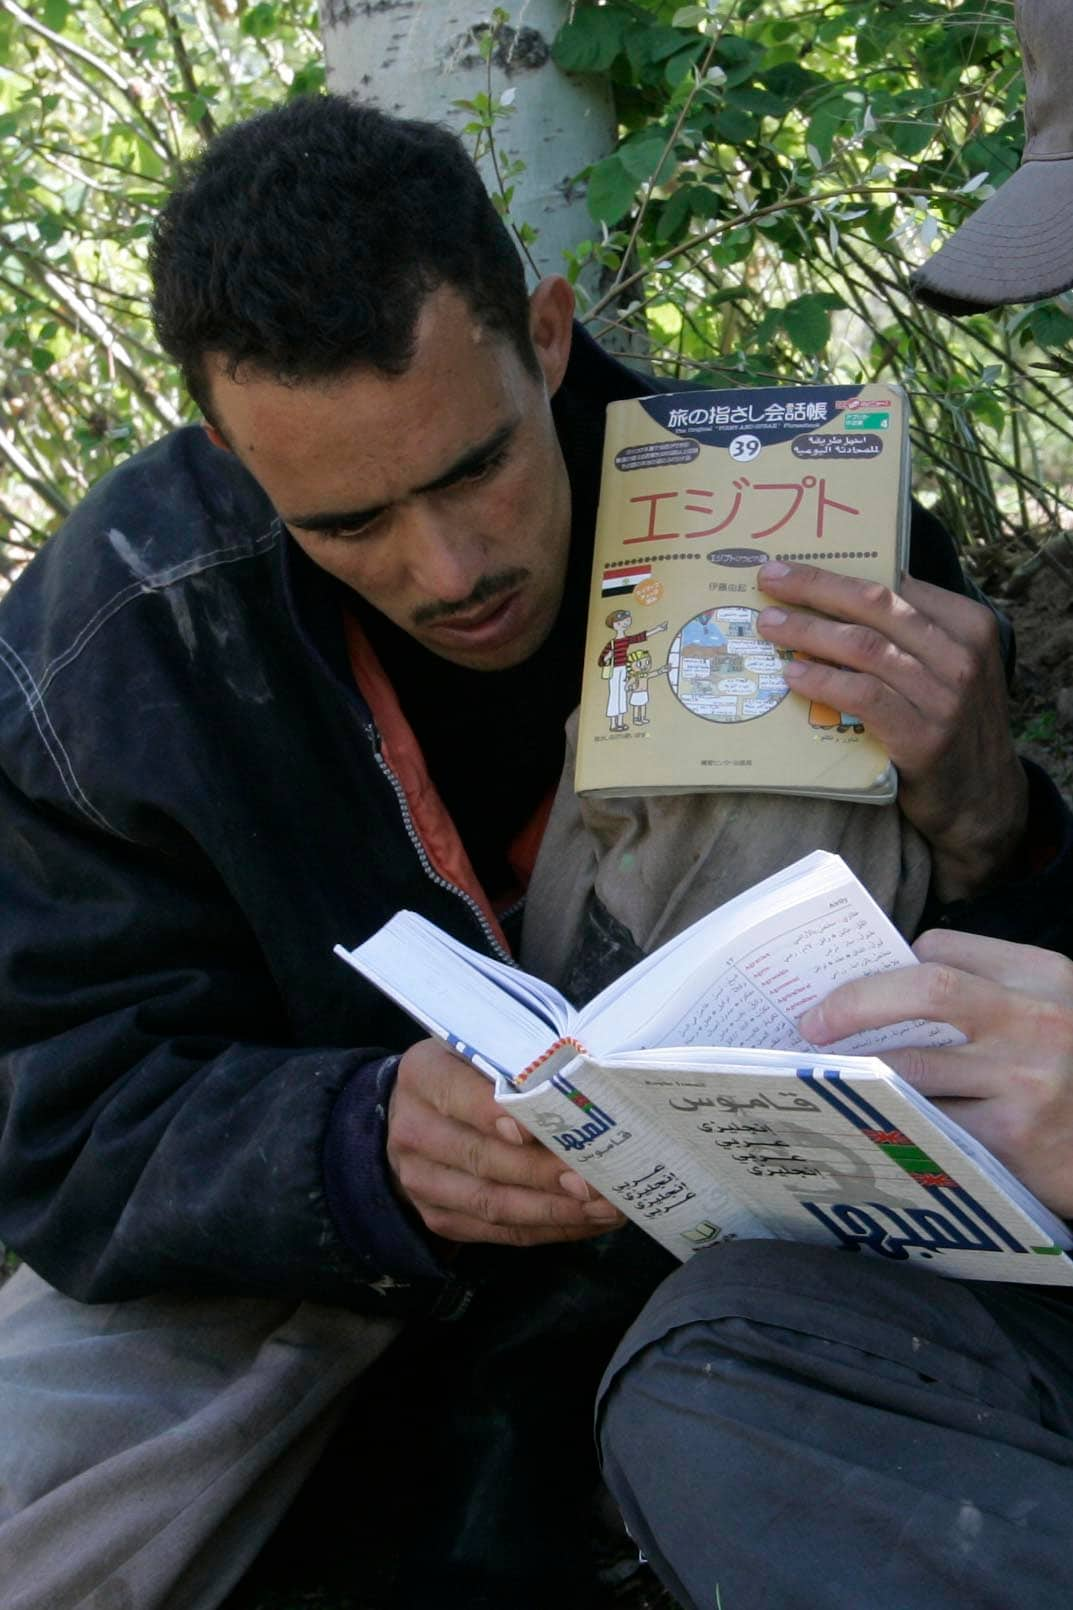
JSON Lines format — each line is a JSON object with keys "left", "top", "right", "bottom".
{"left": 514, "top": 1036, "right": 589, "bottom": 1089}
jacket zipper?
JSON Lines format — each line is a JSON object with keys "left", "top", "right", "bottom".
{"left": 368, "top": 728, "right": 514, "bottom": 965}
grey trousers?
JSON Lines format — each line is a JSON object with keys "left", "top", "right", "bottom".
{"left": 0, "top": 1265, "right": 401, "bottom": 1610}
{"left": 597, "top": 1241, "right": 1073, "bottom": 1610}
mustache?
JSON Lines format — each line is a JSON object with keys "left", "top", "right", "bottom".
{"left": 411, "top": 568, "right": 530, "bottom": 627}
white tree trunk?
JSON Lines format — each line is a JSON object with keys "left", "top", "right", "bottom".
{"left": 319, "top": 0, "right": 615, "bottom": 291}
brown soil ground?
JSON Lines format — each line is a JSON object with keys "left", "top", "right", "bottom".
{"left": 999, "top": 563, "right": 1073, "bottom": 803}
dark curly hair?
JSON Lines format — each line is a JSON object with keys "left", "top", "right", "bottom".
{"left": 150, "top": 95, "right": 537, "bottom": 421}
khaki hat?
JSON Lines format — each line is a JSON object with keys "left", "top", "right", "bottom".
{"left": 911, "top": 0, "right": 1073, "bottom": 315}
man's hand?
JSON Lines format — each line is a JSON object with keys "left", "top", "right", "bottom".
{"left": 388, "top": 1038, "right": 625, "bottom": 1247}
{"left": 756, "top": 561, "right": 1028, "bottom": 900}
{"left": 799, "top": 930, "right": 1073, "bottom": 1216}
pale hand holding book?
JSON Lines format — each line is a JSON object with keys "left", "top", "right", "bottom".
{"left": 335, "top": 851, "right": 1073, "bottom": 1286}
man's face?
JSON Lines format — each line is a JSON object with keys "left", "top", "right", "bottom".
{"left": 204, "top": 280, "right": 575, "bottom": 671}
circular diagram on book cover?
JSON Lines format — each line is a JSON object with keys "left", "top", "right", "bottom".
{"left": 666, "top": 606, "right": 790, "bottom": 724}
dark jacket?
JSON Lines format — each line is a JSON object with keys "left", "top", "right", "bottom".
{"left": 0, "top": 329, "right": 1069, "bottom": 1315}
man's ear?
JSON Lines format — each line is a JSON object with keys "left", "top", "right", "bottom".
{"left": 202, "top": 422, "right": 231, "bottom": 453}
{"left": 528, "top": 275, "right": 574, "bottom": 398}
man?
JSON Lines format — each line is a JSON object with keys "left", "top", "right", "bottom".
{"left": 0, "top": 92, "right": 1068, "bottom": 1610}
{"left": 597, "top": 4, "right": 1073, "bottom": 1605}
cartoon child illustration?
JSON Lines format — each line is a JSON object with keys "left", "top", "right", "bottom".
{"left": 598, "top": 609, "right": 667, "bottom": 733}
{"left": 626, "top": 646, "right": 669, "bottom": 726}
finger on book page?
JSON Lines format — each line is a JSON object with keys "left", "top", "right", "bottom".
{"left": 913, "top": 930, "right": 1073, "bottom": 1007}
{"left": 758, "top": 562, "right": 982, "bottom": 665}
{"left": 797, "top": 960, "right": 1003, "bottom": 1046}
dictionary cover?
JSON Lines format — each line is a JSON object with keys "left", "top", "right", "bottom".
{"left": 575, "top": 383, "right": 910, "bottom": 801}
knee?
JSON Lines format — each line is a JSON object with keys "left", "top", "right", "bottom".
{"left": 597, "top": 1237, "right": 993, "bottom": 1479}
{"left": 597, "top": 1242, "right": 808, "bottom": 1465}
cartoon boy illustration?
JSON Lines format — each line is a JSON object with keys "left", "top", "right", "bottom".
{"left": 598, "top": 609, "right": 667, "bottom": 733}
{"left": 626, "top": 647, "right": 670, "bottom": 726}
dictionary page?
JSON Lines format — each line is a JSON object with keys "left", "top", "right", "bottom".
{"left": 574, "top": 850, "right": 959, "bottom": 1067}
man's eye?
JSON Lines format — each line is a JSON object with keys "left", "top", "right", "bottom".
{"left": 460, "top": 447, "right": 509, "bottom": 484}
{"left": 316, "top": 515, "right": 383, "bottom": 542}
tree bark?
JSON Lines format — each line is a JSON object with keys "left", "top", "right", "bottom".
{"left": 319, "top": 0, "right": 615, "bottom": 295}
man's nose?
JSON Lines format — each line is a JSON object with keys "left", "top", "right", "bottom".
{"left": 402, "top": 503, "right": 488, "bottom": 603}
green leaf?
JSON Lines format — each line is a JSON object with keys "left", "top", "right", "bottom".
{"left": 664, "top": 43, "right": 703, "bottom": 87}
{"left": 552, "top": 6, "right": 627, "bottom": 74}
{"left": 862, "top": 204, "right": 897, "bottom": 248}
{"left": 654, "top": 185, "right": 694, "bottom": 242}
{"left": 713, "top": 35, "right": 765, "bottom": 87}
{"left": 35, "top": 213, "right": 65, "bottom": 245}
{"left": 967, "top": 391, "right": 1005, "bottom": 433}
{"left": 714, "top": 34, "right": 763, "bottom": 67}
{"left": 241, "top": 3, "right": 278, "bottom": 40}
{"left": 288, "top": 63, "right": 326, "bottom": 98}
{"left": 887, "top": 119, "right": 936, "bottom": 160}
{"left": 671, "top": 5, "right": 708, "bottom": 27}
{"left": 760, "top": 62, "right": 824, "bottom": 101}
{"left": 43, "top": 0, "right": 69, "bottom": 33}
{"left": 768, "top": 18, "right": 798, "bottom": 43}
{"left": 625, "top": 23, "right": 695, "bottom": 71}
{"left": 618, "top": 130, "right": 676, "bottom": 186}
{"left": 135, "top": 137, "right": 164, "bottom": 179}
{"left": 1028, "top": 305, "right": 1073, "bottom": 349}
{"left": 753, "top": 307, "right": 784, "bottom": 346}
{"left": 30, "top": 346, "right": 55, "bottom": 373}
{"left": 586, "top": 154, "right": 637, "bottom": 227}
{"left": 782, "top": 293, "right": 837, "bottom": 355}
{"left": 962, "top": 132, "right": 1021, "bottom": 184}
{"left": 713, "top": 104, "right": 756, "bottom": 145}
{"left": 805, "top": 96, "right": 854, "bottom": 165}
{"left": 725, "top": 84, "right": 794, "bottom": 119}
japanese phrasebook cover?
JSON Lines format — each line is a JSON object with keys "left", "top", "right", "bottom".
{"left": 574, "top": 383, "right": 911, "bottom": 802}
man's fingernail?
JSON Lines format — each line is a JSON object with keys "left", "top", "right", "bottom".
{"left": 496, "top": 1117, "right": 525, "bottom": 1146}
{"left": 559, "top": 1171, "right": 592, "bottom": 1201}
{"left": 584, "top": 1199, "right": 622, "bottom": 1220}
{"left": 760, "top": 561, "right": 791, "bottom": 578}
{"left": 758, "top": 608, "right": 787, "bottom": 627}
{"left": 781, "top": 659, "right": 807, "bottom": 680}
